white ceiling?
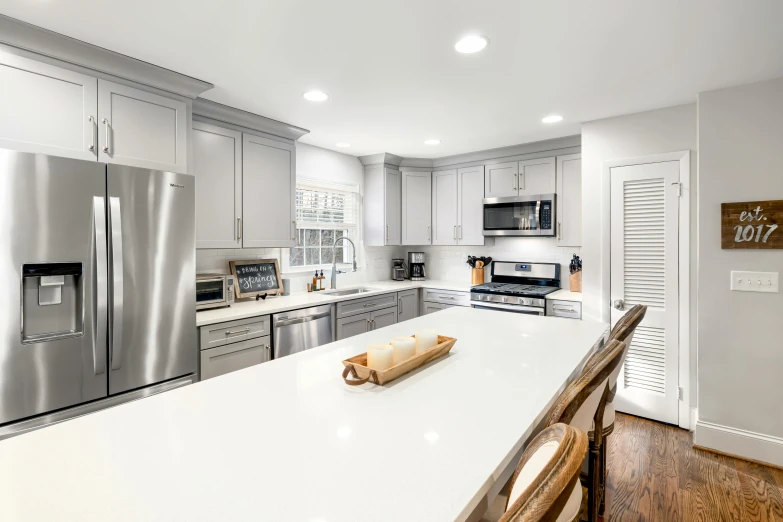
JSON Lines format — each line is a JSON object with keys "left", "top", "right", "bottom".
{"left": 3, "top": 0, "right": 782, "bottom": 158}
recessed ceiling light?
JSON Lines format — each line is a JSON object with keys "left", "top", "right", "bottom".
{"left": 542, "top": 115, "right": 563, "bottom": 123}
{"left": 424, "top": 139, "right": 441, "bottom": 145}
{"left": 335, "top": 142, "right": 351, "bottom": 148}
{"left": 303, "top": 90, "right": 329, "bottom": 102}
{"left": 454, "top": 35, "right": 489, "bottom": 54}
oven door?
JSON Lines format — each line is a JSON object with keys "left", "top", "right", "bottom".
{"left": 483, "top": 194, "right": 555, "bottom": 237}
{"left": 471, "top": 302, "right": 545, "bottom": 316}
{"left": 196, "top": 277, "right": 227, "bottom": 310}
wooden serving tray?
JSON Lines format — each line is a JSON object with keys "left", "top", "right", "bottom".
{"left": 341, "top": 335, "right": 457, "bottom": 386}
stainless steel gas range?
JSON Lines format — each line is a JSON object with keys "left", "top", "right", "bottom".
{"left": 470, "top": 261, "right": 561, "bottom": 316}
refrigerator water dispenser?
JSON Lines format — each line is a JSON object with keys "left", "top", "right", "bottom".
{"left": 21, "top": 263, "right": 84, "bottom": 343}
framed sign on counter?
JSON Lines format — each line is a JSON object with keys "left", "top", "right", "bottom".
{"left": 721, "top": 200, "right": 783, "bottom": 249}
{"left": 228, "top": 259, "right": 282, "bottom": 298}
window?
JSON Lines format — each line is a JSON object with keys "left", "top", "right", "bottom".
{"left": 288, "top": 180, "right": 359, "bottom": 269}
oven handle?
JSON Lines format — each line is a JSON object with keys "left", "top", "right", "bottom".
{"left": 470, "top": 301, "right": 545, "bottom": 315}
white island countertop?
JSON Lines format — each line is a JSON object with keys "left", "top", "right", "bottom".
{"left": 0, "top": 308, "right": 607, "bottom": 522}
{"left": 197, "top": 279, "right": 580, "bottom": 326}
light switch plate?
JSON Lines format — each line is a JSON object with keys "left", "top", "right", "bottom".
{"left": 730, "top": 271, "right": 779, "bottom": 293}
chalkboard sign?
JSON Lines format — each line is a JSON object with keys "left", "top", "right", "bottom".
{"left": 721, "top": 200, "right": 783, "bottom": 249}
{"left": 228, "top": 259, "right": 283, "bottom": 298}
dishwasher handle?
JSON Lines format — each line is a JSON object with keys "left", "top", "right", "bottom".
{"left": 275, "top": 310, "right": 332, "bottom": 327}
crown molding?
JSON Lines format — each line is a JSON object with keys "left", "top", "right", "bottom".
{"left": 193, "top": 98, "right": 309, "bottom": 142}
{"left": 431, "top": 135, "right": 581, "bottom": 168}
{"left": 0, "top": 14, "right": 213, "bottom": 99}
{"left": 358, "top": 152, "right": 404, "bottom": 167}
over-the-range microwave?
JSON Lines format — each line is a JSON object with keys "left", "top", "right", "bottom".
{"left": 483, "top": 194, "right": 556, "bottom": 237}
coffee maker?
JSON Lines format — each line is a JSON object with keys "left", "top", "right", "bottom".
{"left": 407, "top": 252, "right": 426, "bottom": 281}
{"left": 391, "top": 259, "right": 406, "bottom": 281}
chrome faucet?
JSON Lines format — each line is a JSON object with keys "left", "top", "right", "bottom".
{"left": 331, "top": 237, "right": 357, "bottom": 289}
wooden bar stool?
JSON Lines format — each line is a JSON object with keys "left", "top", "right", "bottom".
{"left": 582, "top": 304, "right": 647, "bottom": 516}
{"left": 543, "top": 339, "right": 627, "bottom": 522}
{"left": 498, "top": 423, "right": 588, "bottom": 522}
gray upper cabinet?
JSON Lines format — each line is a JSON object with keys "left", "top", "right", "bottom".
{"left": 0, "top": 51, "right": 98, "bottom": 161}
{"left": 457, "top": 165, "right": 485, "bottom": 246}
{"left": 518, "top": 157, "right": 556, "bottom": 196}
{"left": 365, "top": 165, "right": 402, "bottom": 246}
{"left": 242, "top": 133, "right": 296, "bottom": 248}
{"left": 556, "top": 153, "right": 582, "bottom": 247}
{"left": 192, "top": 122, "right": 242, "bottom": 248}
{"left": 401, "top": 171, "right": 432, "bottom": 245}
{"left": 485, "top": 162, "right": 518, "bottom": 198}
{"left": 98, "top": 79, "right": 188, "bottom": 173}
{"left": 432, "top": 169, "right": 458, "bottom": 246}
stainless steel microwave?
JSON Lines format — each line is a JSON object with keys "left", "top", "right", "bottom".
{"left": 196, "top": 274, "right": 235, "bottom": 311}
{"left": 483, "top": 194, "right": 556, "bottom": 237}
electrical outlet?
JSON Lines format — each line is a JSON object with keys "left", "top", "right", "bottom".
{"left": 730, "top": 271, "right": 779, "bottom": 293}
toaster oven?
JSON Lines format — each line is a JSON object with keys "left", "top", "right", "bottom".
{"left": 196, "top": 274, "right": 235, "bottom": 311}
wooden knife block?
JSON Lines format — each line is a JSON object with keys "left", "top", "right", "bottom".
{"left": 569, "top": 271, "right": 582, "bottom": 293}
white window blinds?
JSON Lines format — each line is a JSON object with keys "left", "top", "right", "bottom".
{"left": 295, "top": 180, "right": 359, "bottom": 230}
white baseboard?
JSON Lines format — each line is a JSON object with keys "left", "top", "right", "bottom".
{"left": 694, "top": 420, "right": 783, "bottom": 468}
{"left": 689, "top": 408, "right": 698, "bottom": 432}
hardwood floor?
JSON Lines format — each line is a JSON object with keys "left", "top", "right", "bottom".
{"left": 592, "top": 413, "right": 783, "bottom": 521}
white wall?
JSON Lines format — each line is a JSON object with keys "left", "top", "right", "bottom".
{"left": 581, "top": 104, "right": 698, "bottom": 404}
{"left": 196, "top": 142, "right": 400, "bottom": 291}
{"left": 694, "top": 77, "right": 783, "bottom": 466}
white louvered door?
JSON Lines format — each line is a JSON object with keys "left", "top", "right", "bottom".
{"left": 610, "top": 161, "right": 680, "bottom": 425}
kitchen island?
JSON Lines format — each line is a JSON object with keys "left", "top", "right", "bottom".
{"left": 0, "top": 307, "right": 607, "bottom": 522}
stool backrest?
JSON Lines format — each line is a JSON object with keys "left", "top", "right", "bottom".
{"left": 501, "top": 423, "right": 588, "bottom": 522}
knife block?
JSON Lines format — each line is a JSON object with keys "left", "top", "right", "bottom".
{"left": 569, "top": 271, "right": 582, "bottom": 293}
{"left": 471, "top": 268, "right": 485, "bottom": 286}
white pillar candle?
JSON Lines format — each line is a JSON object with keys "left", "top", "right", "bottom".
{"left": 390, "top": 336, "right": 416, "bottom": 365}
{"left": 366, "top": 344, "right": 394, "bottom": 371}
{"left": 415, "top": 329, "right": 439, "bottom": 354}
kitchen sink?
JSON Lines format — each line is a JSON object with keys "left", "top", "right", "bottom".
{"left": 324, "top": 287, "right": 377, "bottom": 296}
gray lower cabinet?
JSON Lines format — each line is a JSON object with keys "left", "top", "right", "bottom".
{"left": 336, "top": 312, "right": 371, "bottom": 340}
{"left": 546, "top": 300, "right": 582, "bottom": 320}
{"left": 423, "top": 302, "right": 454, "bottom": 315}
{"left": 200, "top": 335, "right": 271, "bottom": 381}
{"left": 335, "top": 306, "right": 399, "bottom": 341}
{"left": 397, "top": 289, "right": 419, "bottom": 323}
{"left": 371, "top": 307, "right": 397, "bottom": 330}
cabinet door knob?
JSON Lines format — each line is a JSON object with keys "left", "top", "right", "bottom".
{"left": 613, "top": 299, "right": 625, "bottom": 310}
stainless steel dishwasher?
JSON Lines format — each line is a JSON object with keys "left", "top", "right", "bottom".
{"left": 272, "top": 304, "right": 333, "bottom": 359}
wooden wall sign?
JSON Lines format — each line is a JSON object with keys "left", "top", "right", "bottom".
{"left": 228, "top": 259, "right": 282, "bottom": 298}
{"left": 721, "top": 200, "right": 783, "bottom": 249}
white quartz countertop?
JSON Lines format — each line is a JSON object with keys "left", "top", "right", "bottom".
{"left": 0, "top": 308, "right": 608, "bottom": 522}
{"left": 546, "top": 289, "right": 583, "bottom": 302}
{"left": 196, "top": 279, "right": 473, "bottom": 326}
{"left": 197, "top": 279, "right": 580, "bottom": 326}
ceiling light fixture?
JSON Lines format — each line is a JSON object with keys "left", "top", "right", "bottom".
{"left": 542, "top": 115, "right": 563, "bottom": 123}
{"left": 336, "top": 142, "right": 351, "bottom": 148}
{"left": 303, "top": 90, "right": 329, "bottom": 102}
{"left": 424, "top": 139, "right": 441, "bottom": 145}
{"left": 454, "top": 35, "right": 489, "bottom": 54}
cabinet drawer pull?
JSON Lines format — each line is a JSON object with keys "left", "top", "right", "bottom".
{"left": 225, "top": 327, "right": 251, "bottom": 335}
{"left": 553, "top": 307, "right": 576, "bottom": 313}
{"left": 363, "top": 303, "right": 377, "bottom": 308}
{"left": 102, "top": 118, "right": 110, "bottom": 153}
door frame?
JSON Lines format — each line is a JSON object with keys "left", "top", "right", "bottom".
{"left": 601, "top": 150, "right": 691, "bottom": 429}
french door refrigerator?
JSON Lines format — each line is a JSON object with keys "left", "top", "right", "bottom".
{"left": 0, "top": 150, "right": 196, "bottom": 438}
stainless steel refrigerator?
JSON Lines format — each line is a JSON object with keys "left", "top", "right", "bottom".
{"left": 0, "top": 150, "right": 196, "bottom": 438}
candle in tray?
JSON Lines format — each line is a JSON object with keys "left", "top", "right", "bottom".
{"left": 367, "top": 344, "right": 394, "bottom": 371}
{"left": 415, "top": 329, "right": 439, "bottom": 354}
{"left": 390, "top": 336, "right": 416, "bottom": 364}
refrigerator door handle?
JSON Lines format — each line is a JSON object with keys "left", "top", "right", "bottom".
{"left": 109, "top": 197, "right": 124, "bottom": 371}
{"left": 92, "top": 197, "right": 108, "bottom": 375}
